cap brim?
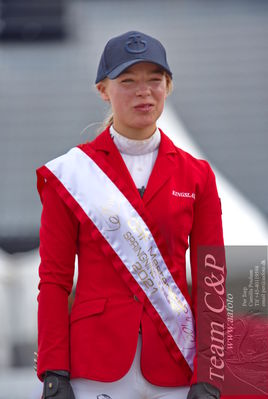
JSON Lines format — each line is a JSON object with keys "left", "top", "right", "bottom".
{"left": 107, "top": 60, "right": 145, "bottom": 79}
{"left": 107, "top": 59, "right": 172, "bottom": 79}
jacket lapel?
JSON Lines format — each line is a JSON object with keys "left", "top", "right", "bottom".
{"left": 143, "top": 129, "right": 177, "bottom": 205}
{"left": 91, "top": 127, "right": 139, "bottom": 199}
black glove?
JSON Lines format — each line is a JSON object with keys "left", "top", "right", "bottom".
{"left": 187, "top": 382, "right": 220, "bottom": 399}
{"left": 42, "top": 370, "right": 75, "bottom": 399}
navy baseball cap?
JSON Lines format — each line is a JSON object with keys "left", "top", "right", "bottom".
{"left": 95, "top": 31, "right": 172, "bottom": 84}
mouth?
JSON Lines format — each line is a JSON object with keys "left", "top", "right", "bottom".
{"left": 134, "top": 103, "right": 154, "bottom": 112}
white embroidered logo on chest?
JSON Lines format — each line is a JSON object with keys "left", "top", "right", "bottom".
{"left": 172, "top": 190, "right": 196, "bottom": 199}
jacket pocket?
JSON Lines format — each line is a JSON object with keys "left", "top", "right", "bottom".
{"left": 70, "top": 298, "right": 107, "bottom": 324}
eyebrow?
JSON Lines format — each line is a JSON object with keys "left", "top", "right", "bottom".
{"left": 151, "top": 67, "right": 165, "bottom": 74}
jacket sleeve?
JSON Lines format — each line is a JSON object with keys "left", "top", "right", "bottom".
{"left": 37, "top": 181, "right": 79, "bottom": 381}
{"left": 189, "top": 161, "right": 226, "bottom": 392}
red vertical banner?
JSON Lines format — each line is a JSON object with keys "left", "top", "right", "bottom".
{"left": 197, "top": 246, "right": 268, "bottom": 398}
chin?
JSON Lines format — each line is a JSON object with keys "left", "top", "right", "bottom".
{"left": 133, "top": 117, "right": 157, "bottom": 129}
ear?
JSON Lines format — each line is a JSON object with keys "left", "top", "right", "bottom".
{"left": 96, "top": 81, "right": 110, "bottom": 102}
{"left": 164, "top": 74, "right": 172, "bottom": 97}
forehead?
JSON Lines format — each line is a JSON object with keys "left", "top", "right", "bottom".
{"left": 121, "top": 62, "right": 164, "bottom": 75}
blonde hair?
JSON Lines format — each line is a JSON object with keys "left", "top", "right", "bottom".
{"left": 97, "top": 72, "right": 173, "bottom": 132}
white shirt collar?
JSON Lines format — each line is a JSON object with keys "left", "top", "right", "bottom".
{"left": 110, "top": 125, "right": 161, "bottom": 156}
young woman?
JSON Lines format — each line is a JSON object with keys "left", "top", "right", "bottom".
{"left": 36, "top": 31, "right": 224, "bottom": 399}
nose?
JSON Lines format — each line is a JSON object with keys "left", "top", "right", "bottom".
{"left": 135, "top": 81, "right": 151, "bottom": 97}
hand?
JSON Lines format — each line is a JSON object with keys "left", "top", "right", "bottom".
{"left": 187, "top": 382, "right": 220, "bottom": 399}
{"left": 42, "top": 371, "right": 75, "bottom": 399}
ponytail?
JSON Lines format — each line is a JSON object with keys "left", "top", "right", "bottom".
{"left": 96, "top": 110, "right": 113, "bottom": 134}
{"left": 103, "top": 112, "right": 114, "bottom": 129}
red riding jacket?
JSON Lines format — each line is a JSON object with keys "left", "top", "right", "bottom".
{"left": 36, "top": 127, "right": 224, "bottom": 387}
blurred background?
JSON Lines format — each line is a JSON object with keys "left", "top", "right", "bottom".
{"left": 0, "top": 0, "right": 267, "bottom": 397}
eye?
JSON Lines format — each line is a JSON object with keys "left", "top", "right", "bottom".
{"left": 149, "top": 75, "right": 163, "bottom": 82}
{"left": 121, "top": 78, "right": 134, "bottom": 83}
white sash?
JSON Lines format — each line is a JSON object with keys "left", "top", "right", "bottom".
{"left": 45, "top": 147, "right": 196, "bottom": 370}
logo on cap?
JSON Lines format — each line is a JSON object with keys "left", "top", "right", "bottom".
{"left": 125, "top": 34, "right": 147, "bottom": 54}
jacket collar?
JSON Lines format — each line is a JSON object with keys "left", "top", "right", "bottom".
{"left": 91, "top": 126, "right": 177, "bottom": 205}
